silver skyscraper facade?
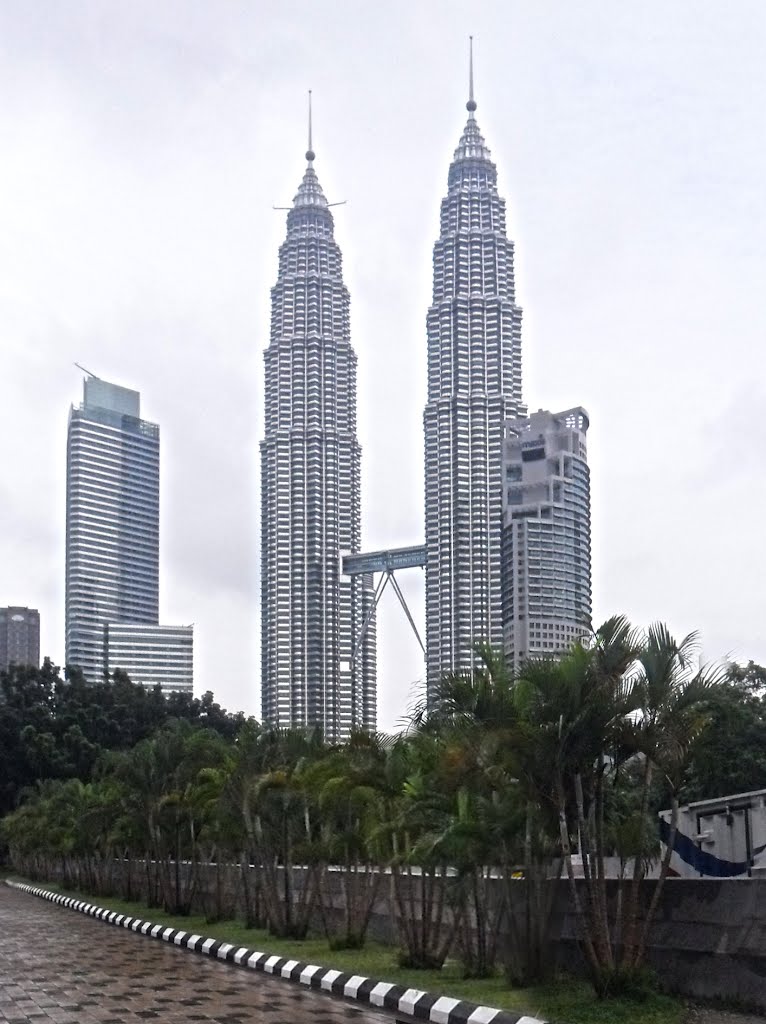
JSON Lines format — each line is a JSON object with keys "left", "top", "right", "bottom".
{"left": 66, "top": 377, "right": 159, "bottom": 682}
{"left": 502, "top": 408, "right": 592, "bottom": 669}
{"left": 424, "top": 63, "right": 525, "bottom": 693}
{"left": 260, "top": 129, "right": 375, "bottom": 742}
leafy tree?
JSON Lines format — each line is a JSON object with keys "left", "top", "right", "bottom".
{"left": 3, "top": 617, "right": 742, "bottom": 1004}
{"left": 304, "top": 731, "right": 389, "bottom": 949}
{"left": 112, "top": 719, "right": 229, "bottom": 914}
{"left": 680, "top": 662, "right": 766, "bottom": 801}
{"left": 0, "top": 660, "right": 243, "bottom": 823}
{"left": 376, "top": 733, "right": 457, "bottom": 970}
{"left": 517, "top": 619, "right": 722, "bottom": 995}
{"left": 0, "top": 660, "right": 61, "bottom": 817}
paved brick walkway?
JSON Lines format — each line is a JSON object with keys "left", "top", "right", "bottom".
{"left": 0, "top": 885, "right": 393, "bottom": 1024}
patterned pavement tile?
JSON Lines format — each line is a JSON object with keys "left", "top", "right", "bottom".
{"left": 0, "top": 885, "right": 396, "bottom": 1024}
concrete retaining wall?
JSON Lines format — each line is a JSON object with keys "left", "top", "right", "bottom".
{"left": 644, "top": 879, "right": 766, "bottom": 1008}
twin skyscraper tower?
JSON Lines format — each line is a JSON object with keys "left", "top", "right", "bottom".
{"left": 60, "top": 52, "right": 589, "bottom": 706}
{"left": 261, "top": 53, "right": 593, "bottom": 741}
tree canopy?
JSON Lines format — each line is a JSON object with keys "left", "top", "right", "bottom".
{"left": 679, "top": 660, "right": 766, "bottom": 801}
{"left": 2, "top": 633, "right": 765, "bottom": 998}
{"left": 0, "top": 660, "right": 245, "bottom": 818}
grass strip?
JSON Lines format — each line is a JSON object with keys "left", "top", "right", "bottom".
{"left": 7, "top": 877, "right": 683, "bottom": 1024}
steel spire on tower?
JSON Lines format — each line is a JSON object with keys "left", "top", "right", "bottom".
{"left": 293, "top": 90, "right": 327, "bottom": 209}
{"left": 453, "top": 36, "right": 491, "bottom": 163}
{"left": 306, "top": 88, "right": 315, "bottom": 162}
{"left": 467, "top": 35, "right": 476, "bottom": 113}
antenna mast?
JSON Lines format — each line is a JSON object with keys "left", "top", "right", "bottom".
{"left": 74, "top": 362, "right": 100, "bottom": 379}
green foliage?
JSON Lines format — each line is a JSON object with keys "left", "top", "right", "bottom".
{"left": 511, "top": 618, "right": 724, "bottom": 987}
{"left": 0, "top": 660, "right": 245, "bottom": 820}
{"left": 3, "top": 621, "right": 757, "bottom": 1007}
{"left": 588, "top": 965, "right": 660, "bottom": 1002}
{"left": 680, "top": 661, "right": 766, "bottom": 801}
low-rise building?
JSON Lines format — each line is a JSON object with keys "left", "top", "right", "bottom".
{"left": 104, "top": 622, "right": 193, "bottom": 695}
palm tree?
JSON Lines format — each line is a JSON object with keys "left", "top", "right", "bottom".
{"left": 228, "top": 725, "right": 325, "bottom": 939}
{"left": 517, "top": 618, "right": 722, "bottom": 994}
{"left": 375, "top": 732, "right": 456, "bottom": 970}
{"left": 620, "top": 624, "right": 723, "bottom": 969}
{"left": 514, "top": 617, "right": 641, "bottom": 989}
{"left": 423, "top": 648, "right": 520, "bottom": 977}
{"left": 425, "top": 643, "right": 517, "bottom": 731}
{"left": 212, "top": 718, "right": 268, "bottom": 928}
{"left": 114, "top": 720, "right": 228, "bottom": 914}
{"left": 428, "top": 642, "right": 567, "bottom": 982}
{"left": 302, "top": 731, "right": 388, "bottom": 949}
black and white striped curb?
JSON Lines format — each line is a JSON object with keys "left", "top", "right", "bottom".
{"left": 7, "top": 881, "right": 546, "bottom": 1024}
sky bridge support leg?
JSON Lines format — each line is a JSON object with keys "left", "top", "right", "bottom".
{"left": 387, "top": 571, "right": 425, "bottom": 654}
{"left": 351, "top": 571, "right": 390, "bottom": 665}
{"left": 350, "top": 568, "right": 425, "bottom": 665}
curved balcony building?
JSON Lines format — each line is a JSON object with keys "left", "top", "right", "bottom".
{"left": 502, "top": 407, "right": 593, "bottom": 668}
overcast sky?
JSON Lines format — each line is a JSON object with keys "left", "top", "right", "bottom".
{"left": 2, "top": 1, "right": 765, "bottom": 728}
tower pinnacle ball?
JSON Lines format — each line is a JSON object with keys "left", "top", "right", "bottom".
{"left": 466, "top": 99, "right": 477, "bottom": 113}
{"left": 306, "top": 149, "right": 315, "bottom": 162}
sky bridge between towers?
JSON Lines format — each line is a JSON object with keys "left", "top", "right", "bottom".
{"left": 342, "top": 544, "right": 426, "bottom": 664}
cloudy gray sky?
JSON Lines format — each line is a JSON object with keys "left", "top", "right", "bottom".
{"left": 2, "top": 1, "right": 765, "bottom": 728}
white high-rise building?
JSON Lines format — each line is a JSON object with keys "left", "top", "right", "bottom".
{"left": 260, "top": 123, "right": 375, "bottom": 742}
{"left": 424, "top": 54, "right": 525, "bottom": 696}
{"left": 502, "top": 408, "right": 592, "bottom": 669}
{"left": 66, "top": 377, "right": 160, "bottom": 682}
{"left": 66, "top": 375, "right": 193, "bottom": 692}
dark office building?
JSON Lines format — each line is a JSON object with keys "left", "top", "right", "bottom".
{"left": 0, "top": 606, "right": 40, "bottom": 670}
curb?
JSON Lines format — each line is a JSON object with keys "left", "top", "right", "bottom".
{"left": 6, "top": 880, "right": 546, "bottom": 1024}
